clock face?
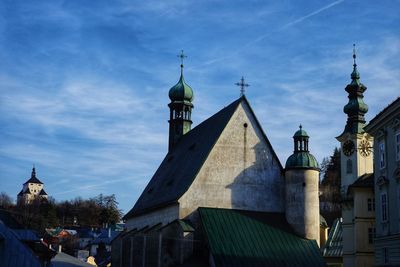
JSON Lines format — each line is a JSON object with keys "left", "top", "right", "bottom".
{"left": 359, "top": 139, "right": 372, "bottom": 157}
{"left": 343, "top": 140, "right": 355, "bottom": 156}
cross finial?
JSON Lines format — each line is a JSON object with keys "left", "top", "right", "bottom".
{"left": 235, "top": 76, "right": 250, "bottom": 97}
{"left": 177, "top": 50, "right": 187, "bottom": 74}
{"left": 352, "top": 44, "right": 357, "bottom": 67}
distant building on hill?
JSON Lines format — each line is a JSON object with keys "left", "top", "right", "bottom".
{"left": 17, "top": 167, "right": 48, "bottom": 204}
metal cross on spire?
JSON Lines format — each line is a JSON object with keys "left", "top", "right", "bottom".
{"left": 235, "top": 76, "right": 250, "bottom": 97}
{"left": 177, "top": 50, "right": 187, "bottom": 72}
{"left": 352, "top": 43, "right": 357, "bottom": 66}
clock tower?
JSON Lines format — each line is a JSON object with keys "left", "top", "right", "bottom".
{"left": 336, "top": 46, "right": 373, "bottom": 195}
{"left": 336, "top": 46, "right": 375, "bottom": 267}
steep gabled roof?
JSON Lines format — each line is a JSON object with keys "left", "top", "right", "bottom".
{"left": 199, "top": 207, "right": 326, "bottom": 267}
{"left": 124, "top": 96, "right": 282, "bottom": 220}
{"left": 23, "top": 168, "right": 43, "bottom": 185}
{"left": 39, "top": 189, "right": 47, "bottom": 196}
{"left": 124, "top": 98, "right": 242, "bottom": 220}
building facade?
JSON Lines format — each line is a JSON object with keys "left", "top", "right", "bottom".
{"left": 365, "top": 98, "right": 400, "bottom": 266}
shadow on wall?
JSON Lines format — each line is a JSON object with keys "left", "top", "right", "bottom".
{"left": 226, "top": 142, "right": 284, "bottom": 212}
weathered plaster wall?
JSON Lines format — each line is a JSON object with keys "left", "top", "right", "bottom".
{"left": 125, "top": 204, "right": 179, "bottom": 230}
{"left": 179, "top": 101, "right": 284, "bottom": 219}
{"left": 285, "top": 169, "right": 320, "bottom": 246}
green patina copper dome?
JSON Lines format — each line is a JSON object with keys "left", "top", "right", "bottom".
{"left": 285, "top": 125, "right": 319, "bottom": 170}
{"left": 293, "top": 127, "right": 309, "bottom": 138}
{"left": 169, "top": 73, "right": 194, "bottom": 102}
{"left": 285, "top": 152, "right": 319, "bottom": 169}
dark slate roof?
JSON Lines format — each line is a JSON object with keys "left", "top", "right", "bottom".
{"left": 0, "top": 221, "right": 42, "bottom": 267}
{"left": 124, "top": 96, "right": 283, "bottom": 220}
{"left": 350, "top": 173, "right": 374, "bottom": 188}
{"left": 11, "top": 229, "right": 40, "bottom": 242}
{"left": 17, "top": 190, "right": 24, "bottom": 196}
{"left": 198, "top": 208, "right": 326, "bottom": 267}
{"left": 39, "top": 189, "right": 47, "bottom": 195}
{"left": 24, "top": 168, "right": 44, "bottom": 185}
{"left": 322, "top": 218, "right": 343, "bottom": 258}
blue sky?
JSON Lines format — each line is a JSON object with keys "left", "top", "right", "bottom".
{"left": 1, "top": 0, "right": 399, "bottom": 213}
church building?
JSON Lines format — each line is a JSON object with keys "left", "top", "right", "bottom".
{"left": 17, "top": 167, "right": 48, "bottom": 204}
{"left": 116, "top": 55, "right": 325, "bottom": 266}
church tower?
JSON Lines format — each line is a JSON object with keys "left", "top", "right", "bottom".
{"left": 168, "top": 51, "right": 194, "bottom": 151}
{"left": 285, "top": 126, "right": 320, "bottom": 246}
{"left": 336, "top": 45, "right": 373, "bottom": 195}
{"left": 336, "top": 46, "right": 374, "bottom": 267}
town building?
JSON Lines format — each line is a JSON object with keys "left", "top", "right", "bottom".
{"left": 17, "top": 167, "right": 48, "bottom": 204}
{"left": 336, "top": 48, "right": 375, "bottom": 267}
{"left": 364, "top": 97, "right": 400, "bottom": 266}
{"left": 118, "top": 57, "right": 325, "bottom": 266}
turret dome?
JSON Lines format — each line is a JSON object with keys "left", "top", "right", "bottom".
{"left": 285, "top": 125, "right": 319, "bottom": 170}
{"left": 168, "top": 73, "right": 194, "bottom": 102}
{"left": 285, "top": 152, "right": 319, "bottom": 169}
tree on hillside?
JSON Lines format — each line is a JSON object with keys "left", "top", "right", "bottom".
{"left": 319, "top": 147, "right": 341, "bottom": 226}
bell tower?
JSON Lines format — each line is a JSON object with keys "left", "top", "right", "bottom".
{"left": 336, "top": 45, "right": 373, "bottom": 196}
{"left": 168, "top": 51, "right": 194, "bottom": 151}
{"left": 336, "top": 45, "right": 374, "bottom": 267}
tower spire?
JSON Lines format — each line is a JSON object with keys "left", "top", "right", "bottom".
{"left": 341, "top": 44, "right": 368, "bottom": 135}
{"left": 168, "top": 50, "right": 194, "bottom": 151}
{"left": 177, "top": 50, "right": 187, "bottom": 76}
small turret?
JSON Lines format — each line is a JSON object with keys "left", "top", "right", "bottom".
{"left": 285, "top": 126, "right": 320, "bottom": 246}
{"left": 168, "top": 51, "right": 194, "bottom": 151}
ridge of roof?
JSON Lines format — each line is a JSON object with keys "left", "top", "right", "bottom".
{"left": 365, "top": 97, "right": 400, "bottom": 130}
{"left": 124, "top": 97, "right": 244, "bottom": 220}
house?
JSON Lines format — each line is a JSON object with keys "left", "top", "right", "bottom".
{"left": 364, "top": 97, "right": 400, "bottom": 266}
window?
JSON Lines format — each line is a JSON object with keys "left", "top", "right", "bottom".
{"left": 368, "top": 227, "right": 375, "bottom": 244}
{"left": 368, "top": 198, "right": 375, "bottom": 211}
{"left": 396, "top": 132, "right": 400, "bottom": 161}
{"left": 379, "top": 142, "right": 385, "bottom": 169}
{"left": 346, "top": 159, "right": 352, "bottom": 174}
{"left": 381, "top": 193, "right": 388, "bottom": 222}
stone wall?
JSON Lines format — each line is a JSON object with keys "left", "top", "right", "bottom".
{"left": 179, "top": 101, "right": 284, "bottom": 219}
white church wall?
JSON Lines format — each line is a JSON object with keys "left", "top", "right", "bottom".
{"left": 179, "top": 101, "right": 284, "bottom": 219}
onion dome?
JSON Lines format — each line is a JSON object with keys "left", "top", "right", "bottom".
{"left": 342, "top": 44, "right": 368, "bottom": 134}
{"left": 168, "top": 67, "right": 194, "bottom": 103}
{"left": 285, "top": 125, "right": 319, "bottom": 170}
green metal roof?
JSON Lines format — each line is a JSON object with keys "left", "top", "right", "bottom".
{"left": 168, "top": 73, "right": 194, "bottom": 102}
{"left": 199, "top": 208, "right": 326, "bottom": 267}
{"left": 285, "top": 152, "right": 319, "bottom": 170}
{"left": 293, "top": 128, "right": 309, "bottom": 138}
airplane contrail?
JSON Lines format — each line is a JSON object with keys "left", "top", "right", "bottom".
{"left": 190, "top": 0, "right": 345, "bottom": 69}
